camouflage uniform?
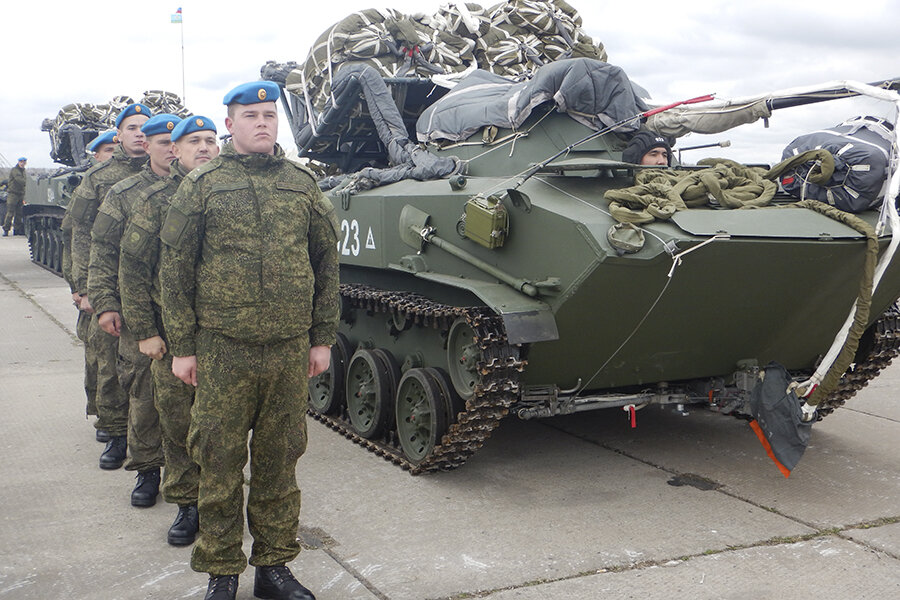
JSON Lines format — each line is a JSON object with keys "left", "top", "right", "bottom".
{"left": 62, "top": 213, "right": 99, "bottom": 419}
{"left": 119, "top": 161, "right": 199, "bottom": 505}
{"left": 68, "top": 146, "right": 146, "bottom": 437}
{"left": 89, "top": 165, "right": 165, "bottom": 473}
{"left": 159, "top": 143, "right": 340, "bottom": 575}
{"left": 3, "top": 164, "right": 26, "bottom": 233}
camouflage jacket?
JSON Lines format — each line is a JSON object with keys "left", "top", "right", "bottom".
{"left": 7, "top": 166, "right": 26, "bottom": 196}
{"left": 67, "top": 146, "right": 147, "bottom": 294}
{"left": 119, "top": 161, "right": 187, "bottom": 341}
{"left": 159, "top": 142, "right": 340, "bottom": 355}
{"left": 88, "top": 164, "right": 164, "bottom": 316}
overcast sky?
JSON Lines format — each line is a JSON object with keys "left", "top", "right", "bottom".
{"left": 2, "top": 0, "right": 899, "bottom": 168}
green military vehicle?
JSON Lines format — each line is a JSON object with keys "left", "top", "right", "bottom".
{"left": 264, "top": 1, "right": 900, "bottom": 474}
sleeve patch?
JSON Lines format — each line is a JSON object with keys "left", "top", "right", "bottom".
{"left": 313, "top": 195, "right": 340, "bottom": 240}
{"left": 68, "top": 194, "right": 94, "bottom": 222}
{"left": 121, "top": 222, "right": 153, "bottom": 258}
{"left": 91, "top": 211, "right": 121, "bottom": 241}
{"left": 160, "top": 206, "right": 194, "bottom": 248}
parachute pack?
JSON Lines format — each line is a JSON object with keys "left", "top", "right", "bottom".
{"left": 272, "top": 0, "right": 607, "bottom": 116}
{"left": 778, "top": 116, "right": 894, "bottom": 213}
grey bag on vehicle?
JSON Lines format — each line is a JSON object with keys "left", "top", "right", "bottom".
{"left": 778, "top": 116, "right": 893, "bottom": 213}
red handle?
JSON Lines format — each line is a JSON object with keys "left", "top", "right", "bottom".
{"left": 642, "top": 94, "right": 716, "bottom": 118}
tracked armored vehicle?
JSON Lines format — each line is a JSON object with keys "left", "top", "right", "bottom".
{"left": 264, "top": 2, "right": 900, "bottom": 474}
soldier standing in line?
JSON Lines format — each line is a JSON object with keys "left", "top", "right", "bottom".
{"left": 62, "top": 130, "right": 118, "bottom": 442}
{"left": 68, "top": 103, "right": 151, "bottom": 470}
{"left": 89, "top": 113, "right": 181, "bottom": 507}
{"left": 3, "top": 157, "right": 27, "bottom": 236}
{"left": 119, "top": 115, "right": 220, "bottom": 543}
{"left": 159, "top": 81, "right": 339, "bottom": 600}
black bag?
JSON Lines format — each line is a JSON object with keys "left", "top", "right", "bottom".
{"left": 779, "top": 116, "right": 893, "bottom": 213}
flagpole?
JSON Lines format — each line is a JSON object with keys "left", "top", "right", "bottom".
{"left": 180, "top": 17, "right": 186, "bottom": 104}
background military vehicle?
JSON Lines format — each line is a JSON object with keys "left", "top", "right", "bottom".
{"left": 265, "top": 1, "right": 900, "bottom": 474}
{"left": 27, "top": 92, "right": 190, "bottom": 274}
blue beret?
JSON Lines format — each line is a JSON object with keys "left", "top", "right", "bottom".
{"left": 115, "top": 103, "right": 153, "bottom": 128}
{"left": 87, "top": 130, "right": 117, "bottom": 152}
{"left": 171, "top": 115, "right": 217, "bottom": 142}
{"left": 141, "top": 114, "right": 181, "bottom": 137}
{"left": 223, "top": 81, "right": 280, "bottom": 106}
{"left": 17, "top": 157, "right": 27, "bottom": 162}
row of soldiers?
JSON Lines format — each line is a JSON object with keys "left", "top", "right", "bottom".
{"left": 62, "top": 81, "right": 340, "bottom": 600}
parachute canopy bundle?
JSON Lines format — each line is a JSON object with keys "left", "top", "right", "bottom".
{"left": 282, "top": 0, "right": 607, "bottom": 115}
{"left": 41, "top": 90, "right": 191, "bottom": 167}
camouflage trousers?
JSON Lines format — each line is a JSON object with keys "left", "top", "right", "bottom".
{"left": 118, "top": 323, "right": 164, "bottom": 472}
{"left": 2, "top": 192, "right": 23, "bottom": 232}
{"left": 76, "top": 310, "right": 98, "bottom": 419}
{"left": 151, "top": 353, "right": 199, "bottom": 506}
{"left": 188, "top": 330, "right": 310, "bottom": 576}
{"left": 88, "top": 314, "right": 128, "bottom": 436}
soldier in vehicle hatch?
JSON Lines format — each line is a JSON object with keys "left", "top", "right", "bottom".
{"left": 62, "top": 130, "right": 119, "bottom": 443}
{"left": 89, "top": 113, "right": 182, "bottom": 508}
{"left": 622, "top": 130, "right": 672, "bottom": 166}
{"left": 68, "top": 103, "right": 151, "bottom": 471}
{"left": 159, "top": 81, "right": 339, "bottom": 600}
{"left": 118, "top": 115, "right": 221, "bottom": 547}
{"left": 2, "top": 157, "right": 27, "bottom": 236}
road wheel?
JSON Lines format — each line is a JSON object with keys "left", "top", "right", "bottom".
{"left": 395, "top": 368, "right": 449, "bottom": 464}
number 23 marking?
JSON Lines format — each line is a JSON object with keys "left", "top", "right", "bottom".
{"left": 339, "top": 219, "right": 360, "bottom": 256}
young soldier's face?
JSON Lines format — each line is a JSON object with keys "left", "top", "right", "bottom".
{"left": 118, "top": 114, "right": 149, "bottom": 156}
{"left": 143, "top": 134, "right": 176, "bottom": 173}
{"left": 173, "top": 131, "right": 219, "bottom": 171}
{"left": 225, "top": 102, "right": 278, "bottom": 155}
{"left": 94, "top": 143, "right": 116, "bottom": 162}
{"left": 641, "top": 147, "right": 669, "bottom": 166}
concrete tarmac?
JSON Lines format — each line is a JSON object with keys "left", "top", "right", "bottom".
{"left": 0, "top": 235, "right": 898, "bottom": 599}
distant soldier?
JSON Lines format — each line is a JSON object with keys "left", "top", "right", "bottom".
{"left": 160, "top": 81, "right": 339, "bottom": 600}
{"left": 89, "top": 113, "right": 181, "bottom": 507}
{"left": 68, "top": 103, "right": 150, "bottom": 470}
{"left": 3, "top": 157, "right": 27, "bottom": 236}
{"left": 119, "top": 116, "right": 220, "bottom": 543}
{"left": 62, "top": 130, "right": 118, "bottom": 442}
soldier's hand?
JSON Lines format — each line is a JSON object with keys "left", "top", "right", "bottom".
{"left": 71, "top": 292, "right": 81, "bottom": 304}
{"left": 139, "top": 336, "right": 167, "bottom": 360}
{"left": 173, "top": 355, "right": 198, "bottom": 387}
{"left": 79, "top": 295, "right": 94, "bottom": 314}
{"left": 308, "top": 345, "right": 331, "bottom": 377}
{"left": 98, "top": 311, "right": 122, "bottom": 336}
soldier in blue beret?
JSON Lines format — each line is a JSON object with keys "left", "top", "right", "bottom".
{"left": 88, "top": 130, "right": 118, "bottom": 163}
{"left": 160, "top": 80, "right": 337, "bottom": 600}
{"left": 68, "top": 102, "right": 151, "bottom": 470}
{"left": 87, "top": 112, "right": 179, "bottom": 508}
{"left": 119, "top": 113, "right": 219, "bottom": 548}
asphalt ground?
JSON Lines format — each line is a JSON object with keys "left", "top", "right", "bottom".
{"left": 0, "top": 234, "right": 898, "bottom": 599}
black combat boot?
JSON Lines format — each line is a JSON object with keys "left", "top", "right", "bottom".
{"left": 254, "top": 565, "right": 315, "bottom": 600}
{"left": 131, "top": 468, "right": 160, "bottom": 507}
{"left": 204, "top": 574, "right": 238, "bottom": 600}
{"left": 168, "top": 504, "right": 199, "bottom": 545}
{"left": 99, "top": 435, "right": 127, "bottom": 469}
{"left": 1, "top": 230, "right": 8, "bottom": 237}
{"left": 95, "top": 429, "right": 110, "bottom": 443}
